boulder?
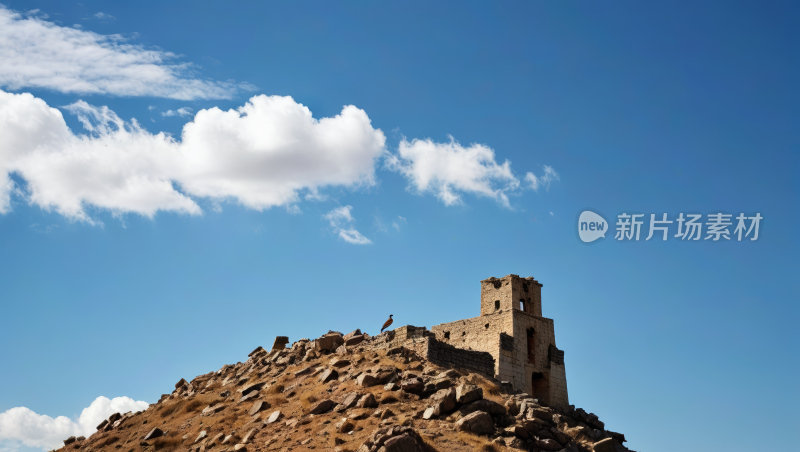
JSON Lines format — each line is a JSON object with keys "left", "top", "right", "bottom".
{"left": 345, "top": 334, "right": 365, "bottom": 347}
{"left": 329, "top": 358, "right": 351, "bottom": 368}
{"left": 459, "top": 399, "right": 506, "bottom": 416}
{"left": 195, "top": 431, "right": 207, "bottom": 443}
{"left": 399, "top": 378, "right": 424, "bottom": 394}
{"left": 271, "top": 336, "right": 289, "bottom": 350}
{"left": 334, "top": 417, "right": 355, "bottom": 433}
{"left": 356, "top": 393, "right": 378, "bottom": 408}
{"left": 143, "top": 428, "right": 164, "bottom": 440}
{"left": 265, "top": 410, "right": 282, "bottom": 424}
{"left": 455, "top": 410, "right": 494, "bottom": 434}
{"left": 427, "top": 388, "right": 456, "bottom": 416}
{"left": 338, "top": 392, "right": 361, "bottom": 411}
{"left": 96, "top": 419, "right": 108, "bottom": 430}
{"left": 343, "top": 329, "right": 362, "bottom": 340}
{"left": 319, "top": 368, "right": 339, "bottom": 383}
{"left": 63, "top": 437, "right": 76, "bottom": 446}
{"left": 592, "top": 438, "right": 622, "bottom": 452}
{"left": 239, "top": 390, "right": 259, "bottom": 403}
{"left": 175, "top": 378, "right": 188, "bottom": 389}
{"left": 202, "top": 403, "right": 227, "bottom": 416}
{"left": 455, "top": 384, "right": 483, "bottom": 404}
{"left": 249, "top": 400, "right": 270, "bottom": 416}
{"left": 357, "top": 373, "right": 377, "bottom": 387}
{"left": 308, "top": 399, "right": 335, "bottom": 415}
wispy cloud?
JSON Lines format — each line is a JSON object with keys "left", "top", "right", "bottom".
{"left": 323, "top": 205, "right": 371, "bottom": 245}
{"left": 0, "top": 6, "right": 249, "bottom": 100}
{"left": 92, "top": 12, "right": 116, "bottom": 21}
{"left": 525, "top": 165, "right": 560, "bottom": 192}
{"left": 392, "top": 215, "right": 407, "bottom": 232}
{"left": 161, "top": 107, "right": 193, "bottom": 117}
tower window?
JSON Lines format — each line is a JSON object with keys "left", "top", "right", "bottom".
{"left": 444, "top": 331, "right": 450, "bottom": 339}
{"left": 527, "top": 328, "right": 536, "bottom": 364}
{"left": 494, "top": 300, "right": 500, "bottom": 310}
{"left": 519, "top": 299, "right": 526, "bottom": 311}
{"left": 485, "top": 323, "right": 489, "bottom": 329}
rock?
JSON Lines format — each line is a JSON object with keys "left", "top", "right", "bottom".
{"left": 209, "top": 432, "right": 225, "bottom": 446}
{"left": 356, "top": 393, "right": 378, "bottom": 408}
{"left": 459, "top": 399, "right": 506, "bottom": 416}
{"left": 241, "top": 428, "right": 258, "bottom": 444}
{"left": 384, "top": 382, "right": 399, "bottom": 391}
{"left": 248, "top": 346, "right": 266, "bottom": 357}
{"left": 319, "top": 368, "right": 339, "bottom": 383}
{"left": 63, "top": 436, "right": 76, "bottom": 446}
{"left": 334, "top": 417, "right": 355, "bottom": 433}
{"left": 504, "top": 437, "right": 527, "bottom": 449}
{"left": 383, "top": 433, "right": 418, "bottom": 452}
{"left": 426, "top": 388, "right": 456, "bottom": 416}
{"left": 144, "top": 428, "right": 164, "bottom": 440}
{"left": 380, "top": 408, "right": 395, "bottom": 419}
{"left": 357, "top": 373, "right": 377, "bottom": 387}
{"left": 239, "top": 390, "right": 259, "bottom": 403}
{"left": 219, "top": 390, "right": 231, "bottom": 398}
{"left": 266, "top": 410, "right": 282, "bottom": 424}
{"left": 536, "top": 438, "right": 562, "bottom": 451}
{"left": 294, "top": 366, "right": 316, "bottom": 377}
{"left": 233, "top": 444, "right": 247, "bottom": 451}
{"left": 241, "top": 382, "right": 266, "bottom": 394}
{"left": 345, "top": 334, "right": 365, "bottom": 347}
{"left": 108, "top": 413, "right": 122, "bottom": 423}
{"left": 455, "top": 384, "right": 483, "bottom": 404}
{"left": 329, "top": 358, "right": 351, "bottom": 368}
{"left": 96, "top": 419, "right": 108, "bottom": 430}
{"left": 455, "top": 410, "right": 494, "bottom": 434}
{"left": 195, "top": 431, "right": 207, "bottom": 443}
{"left": 399, "top": 378, "right": 424, "bottom": 394}
{"left": 272, "top": 336, "right": 289, "bottom": 350}
{"left": 175, "top": 378, "right": 189, "bottom": 389}
{"left": 592, "top": 438, "right": 621, "bottom": 452}
{"left": 338, "top": 392, "right": 361, "bottom": 411}
{"left": 75, "top": 436, "right": 85, "bottom": 442}
{"left": 343, "top": 329, "right": 362, "bottom": 340}
{"left": 250, "top": 400, "right": 270, "bottom": 416}
{"left": 202, "top": 403, "right": 227, "bottom": 416}
{"left": 550, "top": 427, "right": 571, "bottom": 445}
{"left": 422, "top": 406, "right": 437, "bottom": 420}
{"left": 505, "top": 425, "right": 528, "bottom": 438}
{"left": 308, "top": 399, "right": 335, "bottom": 415}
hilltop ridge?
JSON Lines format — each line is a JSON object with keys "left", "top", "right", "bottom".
{"left": 54, "top": 328, "right": 633, "bottom": 452}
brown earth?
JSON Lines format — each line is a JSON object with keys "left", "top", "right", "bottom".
{"left": 54, "top": 332, "right": 632, "bottom": 452}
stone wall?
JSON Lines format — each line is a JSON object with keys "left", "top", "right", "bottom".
{"left": 423, "top": 336, "right": 495, "bottom": 377}
{"left": 430, "top": 311, "right": 509, "bottom": 377}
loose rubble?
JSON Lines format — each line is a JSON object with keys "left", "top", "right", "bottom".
{"left": 53, "top": 329, "right": 633, "bottom": 452}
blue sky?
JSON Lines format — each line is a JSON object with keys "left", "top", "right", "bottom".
{"left": 0, "top": 1, "right": 797, "bottom": 451}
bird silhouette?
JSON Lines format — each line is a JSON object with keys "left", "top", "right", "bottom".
{"left": 381, "top": 314, "right": 394, "bottom": 333}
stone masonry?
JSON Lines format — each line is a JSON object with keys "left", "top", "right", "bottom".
{"left": 367, "top": 274, "right": 569, "bottom": 411}
{"left": 429, "top": 275, "right": 569, "bottom": 410}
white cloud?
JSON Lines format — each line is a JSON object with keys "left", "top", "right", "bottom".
{"left": 386, "top": 136, "right": 520, "bottom": 207}
{"left": 525, "top": 165, "right": 560, "bottom": 191}
{"left": 93, "top": 12, "right": 116, "bottom": 21}
{"left": 0, "top": 90, "right": 385, "bottom": 222}
{"left": 0, "top": 396, "right": 148, "bottom": 450}
{"left": 286, "top": 205, "right": 301, "bottom": 215}
{"left": 161, "top": 107, "right": 193, "bottom": 117}
{"left": 392, "top": 215, "right": 407, "bottom": 232}
{"left": 323, "top": 205, "right": 371, "bottom": 244}
{"left": 0, "top": 6, "right": 245, "bottom": 99}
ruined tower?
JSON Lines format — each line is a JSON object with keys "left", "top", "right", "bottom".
{"left": 430, "top": 275, "right": 569, "bottom": 410}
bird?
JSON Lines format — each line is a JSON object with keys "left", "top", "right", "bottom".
{"left": 381, "top": 314, "right": 394, "bottom": 333}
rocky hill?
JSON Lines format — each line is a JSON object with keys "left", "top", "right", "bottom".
{"left": 53, "top": 330, "right": 634, "bottom": 452}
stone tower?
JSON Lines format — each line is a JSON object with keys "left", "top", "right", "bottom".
{"left": 431, "top": 275, "right": 569, "bottom": 410}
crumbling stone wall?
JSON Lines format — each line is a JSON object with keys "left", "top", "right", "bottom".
{"left": 480, "top": 275, "right": 543, "bottom": 317}
{"left": 423, "top": 336, "right": 495, "bottom": 377}
{"left": 430, "top": 311, "right": 507, "bottom": 376}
